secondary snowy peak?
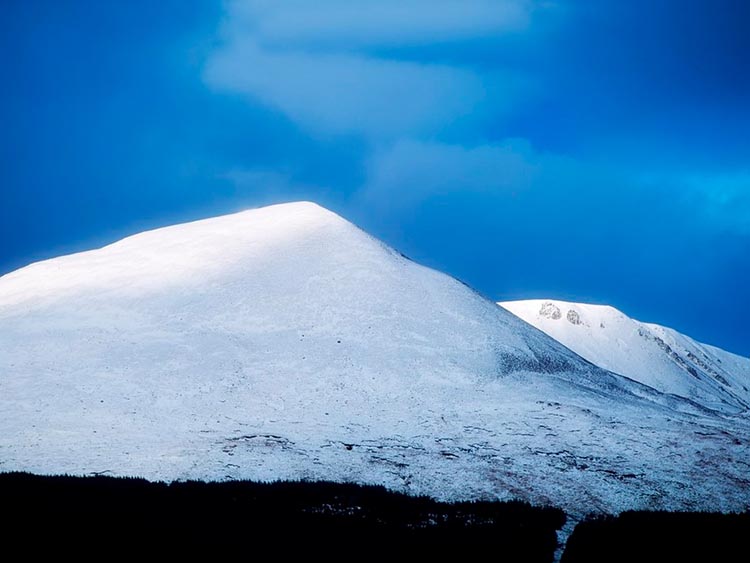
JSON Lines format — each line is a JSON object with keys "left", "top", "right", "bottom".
{"left": 500, "top": 299, "right": 750, "bottom": 414}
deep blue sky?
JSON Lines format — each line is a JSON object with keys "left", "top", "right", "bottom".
{"left": 1, "top": 1, "right": 748, "bottom": 355}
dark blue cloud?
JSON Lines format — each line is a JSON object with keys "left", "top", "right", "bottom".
{"left": 504, "top": 0, "right": 750, "bottom": 167}
{"left": 0, "top": 0, "right": 747, "bottom": 355}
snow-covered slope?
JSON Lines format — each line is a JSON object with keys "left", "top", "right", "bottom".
{"left": 1, "top": 203, "right": 748, "bottom": 518}
{"left": 499, "top": 300, "right": 750, "bottom": 414}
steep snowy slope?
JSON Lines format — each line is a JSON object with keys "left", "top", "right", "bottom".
{"left": 1, "top": 203, "right": 748, "bottom": 518}
{"left": 499, "top": 300, "right": 750, "bottom": 414}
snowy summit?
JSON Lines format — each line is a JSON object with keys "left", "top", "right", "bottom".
{"left": 1, "top": 202, "right": 748, "bottom": 518}
{"left": 500, "top": 299, "right": 750, "bottom": 414}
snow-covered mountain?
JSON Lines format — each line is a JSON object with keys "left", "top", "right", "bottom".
{"left": 1, "top": 202, "right": 748, "bottom": 518}
{"left": 499, "top": 300, "right": 750, "bottom": 415}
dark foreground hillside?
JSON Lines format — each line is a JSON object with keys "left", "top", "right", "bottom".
{"left": 562, "top": 510, "right": 750, "bottom": 563}
{"left": 0, "top": 472, "right": 564, "bottom": 561}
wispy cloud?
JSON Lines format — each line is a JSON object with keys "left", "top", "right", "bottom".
{"left": 683, "top": 172, "right": 750, "bottom": 235}
{"left": 360, "top": 139, "right": 539, "bottom": 209}
{"left": 204, "top": 0, "right": 535, "bottom": 139}
{"left": 224, "top": 0, "right": 532, "bottom": 50}
{"left": 205, "top": 40, "right": 485, "bottom": 139}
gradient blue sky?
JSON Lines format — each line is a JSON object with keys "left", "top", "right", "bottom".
{"left": 2, "top": 1, "right": 748, "bottom": 355}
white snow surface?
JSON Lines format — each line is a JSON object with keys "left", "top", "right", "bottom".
{"left": 1, "top": 202, "right": 749, "bottom": 518}
{"left": 499, "top": 299, "right": 750, "bottom": 415}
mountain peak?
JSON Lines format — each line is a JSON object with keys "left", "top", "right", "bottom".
{"left": 500, "top": 299, "right": 750, "bottom": 413}
{"left": 0, "top": 201, "right": 354, "bottom": 307}
{"left": 2, "top": 205, "right": 748, "bottom": 517}
{"left": 229, "top": 200, "right": 346, "bottom": 227}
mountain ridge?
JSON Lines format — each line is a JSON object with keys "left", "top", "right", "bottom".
{"left": 1, "top": 202, "right": 748, "bottom": 518}
{"left": 500, "top": 299, "right": 750, "bottom": 415}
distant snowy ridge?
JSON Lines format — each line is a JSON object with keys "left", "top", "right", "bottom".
{"left": 1, "top": 202, "right": 748, "bottom": 520}
{"left": 499, "top": 299, "right": 750, "bottom": 414}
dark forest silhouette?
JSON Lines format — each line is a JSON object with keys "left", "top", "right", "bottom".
{"left": 3, "top": 472, "right": 748, "bottom": 561}
{"left": 562, "top": 510, "right": 750, "bottom": 563}
{"left": 1, "top": 472, "right": 563, "bottom": 561}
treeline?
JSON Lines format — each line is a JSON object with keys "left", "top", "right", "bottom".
{"left": 7, "top": 472, "right": 745, "bottom": 560}
{"left": 0, "top": 472, "right": 564, "bottom": 561}
{"left": 562, "top": 510, "right": 750, "bottom": 563}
